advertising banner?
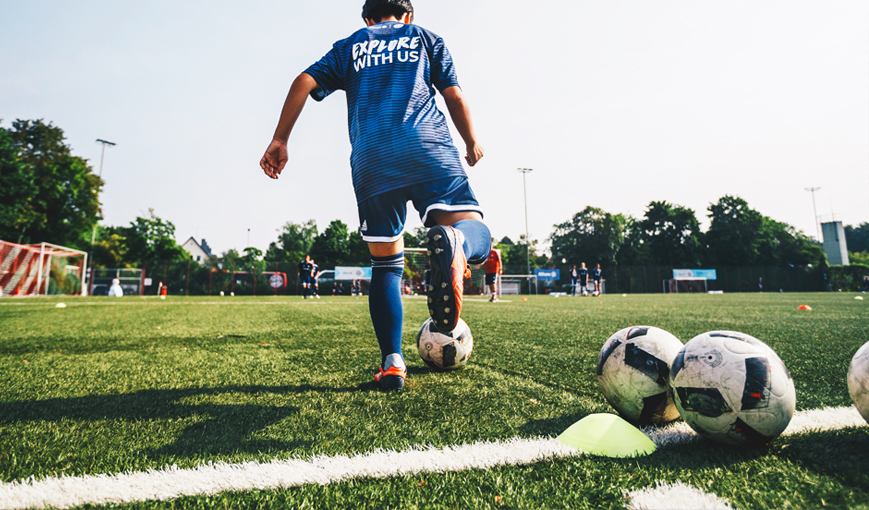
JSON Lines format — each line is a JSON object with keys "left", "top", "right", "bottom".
{"left": 534, "top": 269, "right": 561, "bottom": 281}
{"left": 673, "top": 269, "right": 717, "bottom": 280}
{"left": 334, "top": 266, "right": 373, "bottom": 280}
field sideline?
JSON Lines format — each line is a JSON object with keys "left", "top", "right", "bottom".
{"left": 0, "top": 293, "right": 867, "bottom": 509}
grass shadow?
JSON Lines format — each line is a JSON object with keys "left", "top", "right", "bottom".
{"left": 778, "top": 428, "right": 869, "bottom": 491}
{"left": 0, "top": 383, "right": 367, "bottom": 458}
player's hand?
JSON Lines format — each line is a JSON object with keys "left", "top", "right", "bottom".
{"left": 465, "top": 142, "right": 484, "bottom": 167}
{"left": 260, "top": 139, "right": 288, "bottom": 179}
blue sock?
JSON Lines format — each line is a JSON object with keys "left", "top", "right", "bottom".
{"left": 369, "top": 253, "right": 405, "bottom": 366}
{"left": 452, "top": 219, "right": 492, "bottom": 265}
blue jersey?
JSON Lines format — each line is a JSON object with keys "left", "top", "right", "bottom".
{"left": 298, "top": 260, "right": 313, "bottom": 278}
{"left": 304, "top": 21, "right": 466, "bottom": 203}
{"left": 578, "top": 268, "right": 589, "bottom": 280}
{"left": 311, "top": 264, "right": 320, "bottom": 280}
{"left": 592, "top": 268, "right": 602, "bottom": 280}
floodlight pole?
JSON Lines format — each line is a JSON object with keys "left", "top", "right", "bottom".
{"left": 86, "top": 139, "right": 116, "bottom": 296}
{"left": 517, "top": 168, "right": 533, "bottom": 293}
{"left": 804, "top": 187, "right": 821, "bottom": 242}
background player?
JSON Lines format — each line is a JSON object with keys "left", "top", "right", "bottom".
{"left": 482, "top": 248, "right": 501, "bottom": 302}
{"left": 578, "top": 262, "right": 589, "bottom": 296}
{"left": 569, "top": 265, "right": 578, "bottom": 296}
{"left": 298, "top": 254, "right": 313, "bottom": 299}
{"left": 260, "top": 0, "right": 491, "bottom": 390}
{"left": 311, "top": 258, "right": 321, "bottom": 298}
{"left": 592, "top": 263, "right": 602, "bottom": 295}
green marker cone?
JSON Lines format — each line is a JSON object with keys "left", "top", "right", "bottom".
{"left": 556, "top": 413, "right": 656, "bottom": 458}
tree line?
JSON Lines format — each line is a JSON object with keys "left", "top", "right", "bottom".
{"left": 3, "top": 119, "right": 868, "bottom": 286}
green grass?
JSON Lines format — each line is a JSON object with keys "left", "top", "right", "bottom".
{"left": 1, "top": 293, "right": 868, "bottom": 509}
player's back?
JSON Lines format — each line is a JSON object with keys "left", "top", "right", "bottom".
{"left": 304, "top": 21, "right": 465, "bottom": 201}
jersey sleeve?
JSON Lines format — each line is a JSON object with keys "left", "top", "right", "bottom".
{"left": 428, "top": 36, "right": 460, "bottom": 93}
{"left": 304, "top": 44, "right": 345, "bottom": 102}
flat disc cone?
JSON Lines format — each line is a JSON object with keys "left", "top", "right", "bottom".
{"left": 556, "top": 413, "right": 656, "bottom": 458}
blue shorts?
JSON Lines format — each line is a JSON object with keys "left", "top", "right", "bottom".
{"left": 358, "top": 176, "right": 482, "bottom": 243}
{"left": 299, "top": 275, "right": 311, "bottom": 285}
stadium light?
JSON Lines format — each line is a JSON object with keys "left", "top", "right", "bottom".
{"left": 86, "top": 139, "right": 116, "bottom": 295}
{"left": 517, "top": 168, "right": 533, "bottom": 289}
{"left": 804, "top": 187, "right": 821, "bottom": 242}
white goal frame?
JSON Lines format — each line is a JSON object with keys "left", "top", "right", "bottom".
{"left": 0, "top": 240, "right": 88, "bottom": 297}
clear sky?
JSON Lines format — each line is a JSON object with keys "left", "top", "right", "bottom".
{"left": 2, "top": 0, "right": 867, "bottom": 255}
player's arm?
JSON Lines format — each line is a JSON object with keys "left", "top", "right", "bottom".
{"left": 441, "top": 86, "right": 483, "bottom": 167}
{"left": 260, "top": 73, "right": 320, "bottom": 179}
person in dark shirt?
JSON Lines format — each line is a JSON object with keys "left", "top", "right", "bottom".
{"left": 592, "top": 264, "right": 602, "bottom": 296}
{"left": 569, "top": 265, "right": 578, "bottom": 296}
{"left": 578, "top": 263, "right": 589, "bottom": 296}
{"left": 298, "top": 255, "right": 313, "bottom": 299}
{"left": 311, "top": 260, "right": 321, "bottom": 298}
{"left": 260, "top": 0, "right": 492, "bottom": 390}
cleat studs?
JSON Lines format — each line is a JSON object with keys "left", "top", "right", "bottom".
{"left": 428, "top": 297, "right": 432, "bottom": 303}
{"left": 434, "top": 235, "right": 442, "bottom": 241}
{"left": 435, "top": 248, "right": 443, "bottom": 254}
{"left": 426, "top": 250, "right": 431, "bottom": 256}
{"left": 443, "top": 296, "right": 449, "bottom": 301}
{"left": 443, "top": 319, "right": 448, "bottom": 324}
{"left": 441, "top": 282, "right": 447, "bottom": 288}
{"left": 444, "top": 307, "right": 450, "bottom": 313}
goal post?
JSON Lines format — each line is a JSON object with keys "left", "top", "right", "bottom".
{"left": 0, "top": 240, "right": 87, "bottom": 297}
{"left": 404, "top": 247, "right": 501, "bottom": 297}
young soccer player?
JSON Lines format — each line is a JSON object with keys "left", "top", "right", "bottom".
{"left": 592, "top": 263, "right": 602, "bottom": 295}
{"left": 569, "top": 265, "right": 578, "bottom": 296}
{"left": 578, "top": 262, "right": 589, "bottom": 296}
{"left": 260, "top": 0, "right": 491, "bottom": 390}
{"left": 482, "top": 248, "right": 501, "bottom": 302}
{"left": 298, "top": 255, "right": 313, "bottom": 299}
{"left": 311, "top": 259, "right": 321, "bottom": 298}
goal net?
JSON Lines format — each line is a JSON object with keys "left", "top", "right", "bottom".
{"left": 0, "top": 240, "right": 87, "bottom": 297}
{"left": 404, "top": 247, "right": 501, "bottom": 297}
{"left": 665, "top": 279, "right": 708, "bottom": 293}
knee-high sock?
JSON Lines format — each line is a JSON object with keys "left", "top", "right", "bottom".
{"left": 452, "top": 219, "right": 492, "bottom": 265}
{"left": 369, "top": 253, "right": 405, "bottom": 366}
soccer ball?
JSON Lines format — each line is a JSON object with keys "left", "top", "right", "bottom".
{"left": 417, "top": 318, "right": 473, "bottom": 371}
{"left": 581, "top": 289, "right": 589, "bottom": 297}
{"left": 597, "top": 326, "right": 684, "bottom": 425}
{"left": 848, "top": 340, "right": 869, "bottom": 424}
{"left": 670, "top": 331, "right": 796, "bottom": 445}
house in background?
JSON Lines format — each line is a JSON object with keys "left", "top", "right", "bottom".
{"left": 181, "top": 237, "right": 212, "bottom": 263}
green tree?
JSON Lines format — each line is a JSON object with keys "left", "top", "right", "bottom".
{"left": 638, "top": 201, "right": 703, "bottom": 266}
{"left": 118, "top": 209, "right": 187, "bottom": 263}
{"left": 0, "top": 119, "right": 102, "bottom": 248}
{"left": 310, "top": 220, "right": 353, "bottom": 268}
{"left": 265, "top": 220, "right": 318, "bottom": 270}
{"left": 845, "top": 223, "right": 869, "bottom": 253}
{"left": 0, "top": 125, "right": 37, "bottom": 243}
{"left": 403, "top": 226, "right": 428, "bottom": 248}
{"left": 704, "top": 196, "right": 764, "bottom": 265}
{"left": 549, "top": 206, "right": 626, "bottom": 267}
{"left": 92, "top": 226, "right": 130, "bottom": 268}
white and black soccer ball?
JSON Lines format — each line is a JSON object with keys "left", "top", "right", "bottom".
{"left": 848, "top": 340, "right": 869, "bottom": 424}
{"left": 670, "top": 331, "right": 796, "bottom": 445}
{"left": 597, "top": 326, "right": 684, "bottom": 425}
{"left": 417, "top": 318, "right": 473, "bottom": 371}
{"left": 581, "top": 289, "right": 589, "bottom": 297}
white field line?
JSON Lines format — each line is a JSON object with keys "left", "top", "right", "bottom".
{"left": 0, "top": 438, "right": 576, "bottom": 510}
{"left": 0, "top": 406, "right": 864, "bottom": 509}
{"left": 626, "top": 481, "right": 734, "bottom": 510}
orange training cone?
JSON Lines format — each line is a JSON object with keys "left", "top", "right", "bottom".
{"left": 798, "top": 304, "right": 812, "bottom": 311}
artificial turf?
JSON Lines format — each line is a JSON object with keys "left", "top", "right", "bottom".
{"left": 0, "top": 292, "right": 867, "bottom": 509}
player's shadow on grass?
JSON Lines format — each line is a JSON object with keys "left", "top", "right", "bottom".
{"left": 0, "top": 384, "right": 360, "bottom": 457}
{"left": 777, "top": 428, "right": 869, "bottom": 492}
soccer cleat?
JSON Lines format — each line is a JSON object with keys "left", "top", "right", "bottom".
{"left": 426, "top": 225, "right": 469, "bottom": 333}
{"left": 374, "top": 354, "right": 407, "bottom": 390}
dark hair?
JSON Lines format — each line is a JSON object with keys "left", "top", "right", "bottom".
{"left": 362, "top": 0, "right": 414, "bottom": 22}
